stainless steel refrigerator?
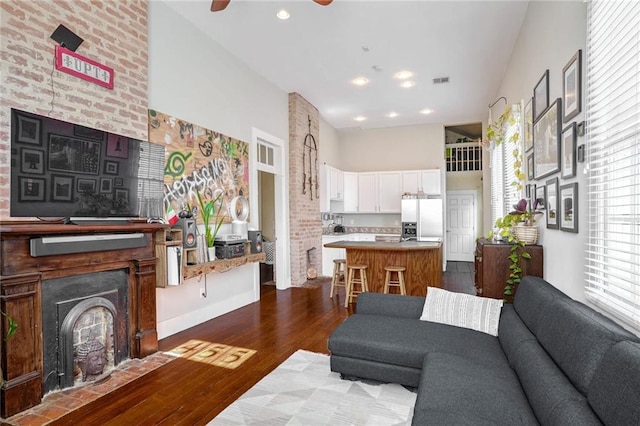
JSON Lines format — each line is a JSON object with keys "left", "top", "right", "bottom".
{"left": 401, "top": 196, "right": 443, "bottom": 241}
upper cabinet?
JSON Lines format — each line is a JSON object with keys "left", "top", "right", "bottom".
{"left": 322, "top": 165, "right": 440, "bottom": 213}
{"left": 329, "top": 167, "right": 344, "bottom": 200}
{"left": 378, "top": 172, "right": 403, "bottom": 213}
{"left": 357, "top": 173, "right": 378, "bottom": 213}
{"left": 402, "top": 170, "right": 441, "bottom": 195}
{"left": 343, "top": 172, "right": 359, "bottom": 212}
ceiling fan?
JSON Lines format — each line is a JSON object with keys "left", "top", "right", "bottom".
{"left": 211, "top": 0, "right": 332, "bottom": 12}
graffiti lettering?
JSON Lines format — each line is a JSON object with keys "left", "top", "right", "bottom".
{"left": 164, "top": 151, "right": 192, "bottom": 178}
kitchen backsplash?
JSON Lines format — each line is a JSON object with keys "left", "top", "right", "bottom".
{"left": 322, "top": 226, "right": 401, "bottom": 235}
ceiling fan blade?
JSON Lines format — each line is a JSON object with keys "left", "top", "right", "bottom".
{"left": 313, "top": 0, "right": 333, "bottom": 5}
{"left": 211, "top": 0, "right": 230, "bottom": 12}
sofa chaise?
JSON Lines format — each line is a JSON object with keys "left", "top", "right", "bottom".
{"left": 327, "top": 276, "right": 640, "bottom": 425}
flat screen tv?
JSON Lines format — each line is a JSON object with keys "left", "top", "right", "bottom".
{"left": 10, "top": 108, "right": 164, "bottom": 220}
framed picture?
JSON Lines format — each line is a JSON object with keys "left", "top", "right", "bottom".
{"left": 77, "top": 178, "right": 96, "bottom": 193}
{"left": 51, "top": 174, "right": 74, "bottom": 202}
{"left": 106, "top": 134, "right": 129, "bottom": 159}
{"left": 16, "top": 114, "right": 42, "bottom": 145}
{"left": 524, "top": 98, "right": 534, "bottom": 152}
{"left": 18, "top": 176, "right": 45, "bottom": 202}
{"left": 20, "top": 148, "right": 44, "bottom": 175}
{"left": 533, "top": 70, "right": 549, "bottom": 121}
{"left": 48, "top": 134, "right": 101, "bottom": 175}
{"left": 100, "top": 177, "right": 113, "bottom": 193}
{"left": 527, "top": 153, "right": 534, "bottom": 180}
{"left": 546, "top": 177, "right": 559, "bottom": 229}
{"left": 562, "top": 50, "right": 582, "bottom": 123}
{"left": 114, "top": 188, "right": 129, "bottom": 204}
{"left": 74, "top": 124, "right": 105, "bottom": 141}
{"left": 104, "top": 160, "right": 119, "bottom": 175}
{"left": 114, "top": 177, "right": 124, "bottom": 187}
{"left": 533, "top": 98, "right": 562, "bottom": 180}
{"left": 525, "top": 184, "right": 533, "bottom": 199}
{"left": 560, "top": 183, "right": 578, "bottom": 233}
{"left": 535, "top": 184, "right": 546, "bottom": 210}
{"left": 561, "top": 123, "right": 577, "bottom": 179}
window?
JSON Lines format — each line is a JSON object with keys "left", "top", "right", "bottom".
{"left": 489, "top": 104, "right": 522, "bottom": 227}
{"left": 584, "top": 1, "right": 640, "bottom": 332}
{"left": 136, "top": 141, "right": 165, "bottom": 219}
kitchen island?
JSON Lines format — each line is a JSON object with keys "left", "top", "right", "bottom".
{"left": 323, "top": 240, "right": 442, "bottom": 296}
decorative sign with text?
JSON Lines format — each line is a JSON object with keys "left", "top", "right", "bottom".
{"left": 55, "top": 46, "right": 114, "bottom": 90}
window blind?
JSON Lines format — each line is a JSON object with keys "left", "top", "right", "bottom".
{"left": 490, "top": 104, "right": 522, "bottom": 227}
{"left": 136, "top": 141, "right": 165, "bottom": 219}
{"left": 584, "top": 0, "right": 640, "bottom": 332}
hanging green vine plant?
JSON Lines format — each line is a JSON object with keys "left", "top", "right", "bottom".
{"left": 485, "top": 103, "right": 535, "bottom": 301}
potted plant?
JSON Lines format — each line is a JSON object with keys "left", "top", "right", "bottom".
{"left": 195, "top": 189, "right": 226, "bottom": 262}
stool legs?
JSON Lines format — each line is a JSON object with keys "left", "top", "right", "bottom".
{"left": 330, "top": 260, "right": 346, "bottom": 298}
{"left": 345, "top": 265, "right": 368, "bottom": 307}
{"left": 384, "top": 267, "right": 406, "bottom": 295}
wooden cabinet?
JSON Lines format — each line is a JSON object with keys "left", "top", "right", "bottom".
{"left": 474, "top": 238, "right": 543, "bottom": 300}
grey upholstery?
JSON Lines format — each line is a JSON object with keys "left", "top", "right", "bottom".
{"left": 327, "top": 276, "right": 640, "bottom": 425}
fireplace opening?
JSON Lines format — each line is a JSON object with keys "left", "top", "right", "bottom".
{"left": 42, "top": 270, "right": 129, "bottom": 394}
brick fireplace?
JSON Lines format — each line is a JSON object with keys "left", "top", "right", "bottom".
{"left": 0, "top": 222, "right": 164, "bottom": 418}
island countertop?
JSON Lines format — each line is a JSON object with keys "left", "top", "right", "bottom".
{"left": 324, "top": 240, "right": 441, "bottom": 251}
{"left": 324, "top": 239, "right": 442, "bottom": 297}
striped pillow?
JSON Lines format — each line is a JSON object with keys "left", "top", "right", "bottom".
{"left": 419, "top": 287, "right": 503, "bottom": 336}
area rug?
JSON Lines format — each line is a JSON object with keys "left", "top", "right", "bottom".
{"left": 209, "top": 350, "right": 416, "bottom": 425}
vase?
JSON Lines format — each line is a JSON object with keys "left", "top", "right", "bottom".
{"left": 512, "top": 225, "right": 538, "bottom": 245}
{"left": 207, "top": 247, "right": 216, "bottom": 262}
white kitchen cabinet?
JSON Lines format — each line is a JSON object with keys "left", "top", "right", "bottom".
{"left": 402, "top": 170, "right": 421, "bottom": 194}
{"left": 342, "top": 172, "right": 359, "bottom": 212}
{"left": 357, "top": 173, "right": 378, "bottom": 213}
{"left": 322, "top": 235, "right": 346, "bottom": 276}
{"left": 329, "top": 167, "right": 344, "bottom": 200}
{"left": 377, "top": 172, "right": 402, "bottom": 213}
{"left": 421, "top": 169, "right": 441, "bottom": 195}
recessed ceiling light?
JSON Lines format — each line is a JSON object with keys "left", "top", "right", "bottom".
{"left": 351, "top": 76, "right": 370, "bottom": 86}
{"left": 420, "top": 108, "right": 433, "bottom": 115}
{"left": 394, "top": 70, "right": 414, "bottom": 80}
{"left": 276, "top": 9, "right": 290, "bottom": 20}
{"left": 354, "top": 115, "right": 367, "bottom": 122}
{"left": 400, "top": 80, "right": 416, "bottom": 88}
{"left": 386, "top": 112, "right": 399, "bottom": 118}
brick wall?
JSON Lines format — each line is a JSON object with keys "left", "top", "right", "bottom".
{"left": 0, "top": 0, "right": 148, "bottom": 220}
{"left": 288, "top": 93, "right": 322, "bottom": 286}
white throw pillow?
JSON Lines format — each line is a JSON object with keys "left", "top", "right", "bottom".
{"left": 419, "top": 287, "right": 503, "bottom": 336}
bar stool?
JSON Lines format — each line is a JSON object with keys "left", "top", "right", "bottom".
{"left": 345, "top": 264, "right": 369, "bottom": 307}
{"left": 329, "top": 259, "right": 346, "bottom": 299}
{"left": 384, "top": 266, "right": 407, "bottom": 295}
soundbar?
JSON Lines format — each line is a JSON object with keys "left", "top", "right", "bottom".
{"left": 30, "top": 233, "right": 147, "bottom": 257}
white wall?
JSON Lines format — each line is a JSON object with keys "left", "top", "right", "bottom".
{"left": 337, "top": 124, "right": 445, "bottom": 172}
{"left": 493, "top": 1, "right": 587, "bottom": 300}
{"left": 319, "top": 117, "right": 341, "bottom": 167}
{"left": 148, "top": 1, "right": 289, "bottom": 338}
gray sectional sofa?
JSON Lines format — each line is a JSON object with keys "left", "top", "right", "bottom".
{"left": 328, "top": 276, "right": 640, "bottom": 425}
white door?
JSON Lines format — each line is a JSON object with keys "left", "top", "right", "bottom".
{"left": 446, "top": 190, "right": 476, "bottom": 262}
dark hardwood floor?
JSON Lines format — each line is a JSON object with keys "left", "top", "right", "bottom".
{"left": 49, "top": 263, "right": 474, "bottom": 425}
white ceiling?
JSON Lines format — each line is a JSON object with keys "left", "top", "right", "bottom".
{"left": 162, "top": 0, "right": 529, "bottom": 130}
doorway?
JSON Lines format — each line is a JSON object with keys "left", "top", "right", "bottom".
{"left": 258, "top": 170, "right": 275, "bottom": 284}
{"left": 251, "top": 128, "right": 291, "bottom": 290}
{"left": 446, "top": 190, "right": 477, "bottom": 262}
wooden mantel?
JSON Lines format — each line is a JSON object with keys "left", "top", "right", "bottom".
{"left": 0, "top": 221, "right": 166, "bottom": 418}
